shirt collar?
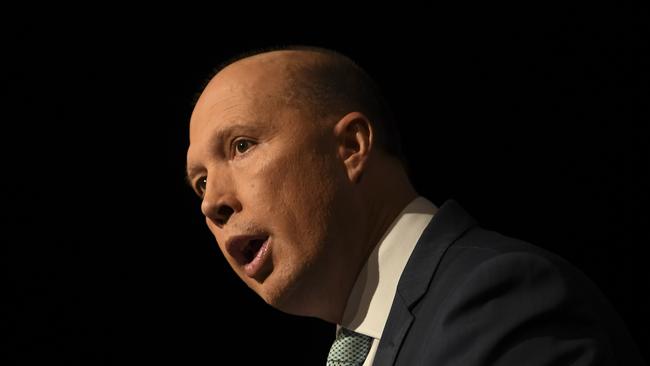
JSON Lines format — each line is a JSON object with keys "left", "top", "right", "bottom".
{"left": 339, "top": 196, "right": 438, "bottom": 339}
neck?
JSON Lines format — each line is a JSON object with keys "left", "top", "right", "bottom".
{"left": 364, "top": 185, "right": 419, "bottom": 271}
{"left": 329, "top": 170, "right": 418, "bottom": 324}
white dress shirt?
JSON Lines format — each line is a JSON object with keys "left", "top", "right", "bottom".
{"left": 338, "top": 196, "right": 438, "bottom": 365}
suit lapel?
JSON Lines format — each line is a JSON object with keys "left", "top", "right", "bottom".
{"left": 374, "top": 199, "right": 478, "bottom": 365}
{"left": 372, "top": 294, "right": 412, "bottom": 366}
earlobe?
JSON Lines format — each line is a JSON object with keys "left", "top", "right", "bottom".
{"left": 333, "top": 112, "right": 373, "bottom": 183}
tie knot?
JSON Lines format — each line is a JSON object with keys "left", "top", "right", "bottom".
{"left": 326, "top": 328, "right": 373, "bottom": 365}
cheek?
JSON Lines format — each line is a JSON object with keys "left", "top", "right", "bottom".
{"left": 241, "top": 153, "right": 286, "bottom": 211}
{"left": 279, "top": 152, "right": 339, "bottom": 238}
{"left": 240, "top": 141, "right": 341, "bottom": 247}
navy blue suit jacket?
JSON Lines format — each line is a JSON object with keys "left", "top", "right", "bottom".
{"left": 373, "top": 199, "right": 645, "bottom": 365}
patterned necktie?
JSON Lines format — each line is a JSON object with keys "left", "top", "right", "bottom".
{"left": 326, "top": 327, "right": 373, "bottom": 365}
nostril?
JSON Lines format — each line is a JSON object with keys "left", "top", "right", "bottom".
{"left": 216, "top": 205, "right": 235, "bottom": 226}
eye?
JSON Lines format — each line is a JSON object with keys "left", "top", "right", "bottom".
{"left": 234, "top": 139, "right": 255, "bottom": 155}
{"left": 195, "top": 176, "right": 207, "bottom": 197}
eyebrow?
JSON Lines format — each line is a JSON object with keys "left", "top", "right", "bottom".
{"left": 185, "top": 122, "right": 262, "bottom": 188}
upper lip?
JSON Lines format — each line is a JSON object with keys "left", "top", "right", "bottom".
{"left": 225, "top": 233, "right": 269, "bottom": 265}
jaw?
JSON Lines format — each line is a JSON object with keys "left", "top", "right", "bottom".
{"left": 250, "top": 251, "right": 351, "bottom": 324}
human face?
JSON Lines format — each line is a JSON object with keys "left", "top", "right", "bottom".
{"left": 186, "top": 65, "right": 355, "bottom": 314}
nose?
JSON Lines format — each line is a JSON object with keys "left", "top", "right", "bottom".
{"left": 200, "top": 178, "right": 241, "bottom": 228}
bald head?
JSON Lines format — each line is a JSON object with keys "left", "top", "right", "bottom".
{"left": 187, "top": 47, "right": 418, "bottom": 321}
{"left": 196, "top": 47, "right": 408, "bottom": 168}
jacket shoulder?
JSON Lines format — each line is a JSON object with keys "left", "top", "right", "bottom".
{"left": 397, "top": 226, "right": 645, "bottom": 365}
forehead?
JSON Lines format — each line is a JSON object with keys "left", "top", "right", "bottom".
{"left": 189, "top": 59, "right": 293, "bottom": 140}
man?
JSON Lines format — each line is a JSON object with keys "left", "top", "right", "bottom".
{"left": 185, "top": 46, "right": 645, "bottom": 365}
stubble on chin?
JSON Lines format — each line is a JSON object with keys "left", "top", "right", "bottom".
{"left": 254, "top": 246, "right": 325, "bottom": 316}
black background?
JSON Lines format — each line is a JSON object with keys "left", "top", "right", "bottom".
{"left": 4, "top": 7, "right": 648, "bottom": 365}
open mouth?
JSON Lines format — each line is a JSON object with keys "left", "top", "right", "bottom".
{"left": 243, "top": 237, "right": 267, "bottom": 263}
{"left": 226, "top": 234, "right": 272, "bottom": 278}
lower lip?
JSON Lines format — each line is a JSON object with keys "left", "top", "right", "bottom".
{"left": 243, "top": 237, "right": 271, "bottom": 278}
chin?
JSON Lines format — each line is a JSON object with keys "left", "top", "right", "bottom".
{"left": 251, "top": 269, "right": 312, "bottom": 316}
{"left": 254, "top": 276, "right": 294, "bottom": 308}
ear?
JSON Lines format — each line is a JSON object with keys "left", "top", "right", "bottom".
{"left": 333, "top": 112, "right": 373, "bottom": 183}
